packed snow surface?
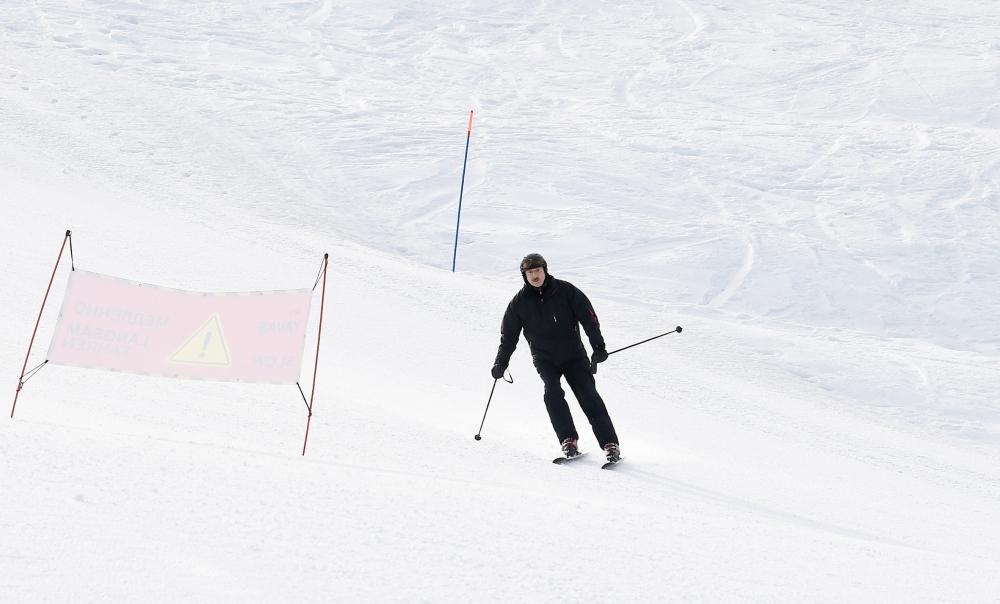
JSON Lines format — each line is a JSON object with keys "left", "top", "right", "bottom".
{"left": 2, "top": 1, "right": 999, "bottom": 601}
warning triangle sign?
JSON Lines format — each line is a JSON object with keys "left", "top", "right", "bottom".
{"left": 170, "top": 313, "right": 231, "bottom": 367}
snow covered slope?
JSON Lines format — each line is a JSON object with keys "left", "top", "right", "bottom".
{"left": 3, "top": 1, "right": 999, "bottom": 601}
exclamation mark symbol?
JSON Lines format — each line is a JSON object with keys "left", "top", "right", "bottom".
{"left": 200, "top": 332, "right": 212, "bottom": 358}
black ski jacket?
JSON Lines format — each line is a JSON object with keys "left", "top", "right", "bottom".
{"left": 494, "top": 275, "right": 606, "bottom": 368}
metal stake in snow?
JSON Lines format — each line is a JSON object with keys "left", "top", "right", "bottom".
{"left": 11, "top": 230, "right": 72, "bottom": 419}
{"left": 451, "top": 110, "right": 474, "bottom": 272}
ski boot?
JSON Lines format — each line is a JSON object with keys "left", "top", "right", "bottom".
{"left": 602, "top": 442, "right": 621, "bottom": 464}
{"left": 560, "top": 437, "right": 581, "bottom": 459}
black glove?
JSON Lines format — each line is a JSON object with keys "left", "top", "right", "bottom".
{"left": 591, "top": 347, "right": 608, "bottom": 364}
{"left": 491, "top": 364, "right": 506, "bottom": 380}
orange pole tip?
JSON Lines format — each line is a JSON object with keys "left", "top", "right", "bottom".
{"left": 467, "top": 110, "right": 474, "bottom": 134}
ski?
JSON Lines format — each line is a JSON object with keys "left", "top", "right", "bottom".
{"left": 552, "top": 452, "right": 587, "bottom": 465}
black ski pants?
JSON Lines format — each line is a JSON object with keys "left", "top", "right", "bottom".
{"left": 534, "top": 356, "right": 618, "bottom": 447}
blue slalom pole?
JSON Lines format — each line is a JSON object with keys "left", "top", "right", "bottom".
{"left": 452, "top": 110, "right": 474, "bottom": 272}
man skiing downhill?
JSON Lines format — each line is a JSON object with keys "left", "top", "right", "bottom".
{"left": 491, "top": 253, "right": 621, "bottom": 464}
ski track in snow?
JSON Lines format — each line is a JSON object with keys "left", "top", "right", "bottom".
{"left": 3, "top": 0, "right": 1000, "bottom": 601}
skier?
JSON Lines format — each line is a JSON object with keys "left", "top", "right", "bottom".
{"left": 491, "top": 253, "right": 621, "bottom": 463}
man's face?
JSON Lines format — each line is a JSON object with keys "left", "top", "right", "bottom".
{"left": 524, "top": 266, "right": 546, "bottom": 287}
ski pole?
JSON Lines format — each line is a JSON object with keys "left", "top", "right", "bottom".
{"left": 474, "top": 370, "right": 512, "bottom": 440}
{"left": 593, "top": 325, "right": 683, "bottom": 374}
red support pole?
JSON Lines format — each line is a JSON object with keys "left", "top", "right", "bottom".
{"left": 11, "top": 230, "right": 72, "bottom": 419}
{"left": 302, "top": 253, "right": 329, "bottom": 456}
